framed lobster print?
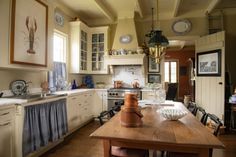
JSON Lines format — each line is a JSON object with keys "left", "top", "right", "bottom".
{"left": 10, "top": 0, "right": 48, "bottom": 67}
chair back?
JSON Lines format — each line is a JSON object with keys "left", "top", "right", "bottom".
{"left": 166, "top": 83, "right": 178, "bottom": 100}
{"left": 196, "top": 107, "right": 207, "bottom": 125}
{"left": 205, "top": 113, "right": 222, "bottom": 136}
{"left": 187, "top": 102, "right": 198, "bottom": 116}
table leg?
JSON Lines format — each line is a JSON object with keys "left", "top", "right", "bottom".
{"left": 103, "top": 139, "right": 111, "bottom": 157}
{"left": 198, "top": 148, "right": 209, "bottom": 157}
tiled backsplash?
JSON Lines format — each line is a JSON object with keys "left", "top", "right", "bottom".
{"left": 112, "top": 65, "right": 145, "bottom": 87}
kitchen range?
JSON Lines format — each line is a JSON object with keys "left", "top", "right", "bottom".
{"left": 107, "top": 87, "right": 142, "bottom": 110}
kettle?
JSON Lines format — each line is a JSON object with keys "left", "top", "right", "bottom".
{"left": 132, "top": 79, "right": 140, "bottom": 88}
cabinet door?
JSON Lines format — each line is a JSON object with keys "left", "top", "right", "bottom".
{"left": 102, "top": 92, "right": 108, "bottom": 111}
{"left": 80, "top": 30, "right": 88, "bottom": 71}
{"left": 0, "top": 121, "right": 13, "bottom": 157}
{"left": 70, "top": 21, "right": 89, "bottom": 74}
{"left": 67, "top": 96, "right": 81, "bottom": 131}
{"left": 93, "top": 91, "right": 103, "bottom": 116}
{"left": 90, "top": 26, "right": 109, "bottom": 74}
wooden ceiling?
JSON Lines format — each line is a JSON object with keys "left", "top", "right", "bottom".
{"left": 57, "top": 0, "right": 235, "bottom": 23}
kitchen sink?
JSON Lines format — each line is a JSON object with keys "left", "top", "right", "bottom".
{"left": 5, "top": 93, "right": 67, "bottom": 102}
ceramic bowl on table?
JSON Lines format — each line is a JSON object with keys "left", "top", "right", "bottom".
{"left": 158, "top": 108, "right": 188, "bottom": 120}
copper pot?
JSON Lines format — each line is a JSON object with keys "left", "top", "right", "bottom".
{"left": 114, "top": 81, "right": 123, "bottom": 88}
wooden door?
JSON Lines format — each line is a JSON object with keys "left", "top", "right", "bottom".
{"left": 195, "top": 31, "right": 225, "bottom": 120}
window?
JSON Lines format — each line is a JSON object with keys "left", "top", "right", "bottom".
{"left": 48, "top": 30, "right": 68, "bottom": 91}
{"left": 165, "top": 60, "right": 178, "bottom": 83}
{"left": 53, "top": 31, "right": 67, "bottom": 63}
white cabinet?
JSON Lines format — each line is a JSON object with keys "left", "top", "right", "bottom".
{"left": 70, "top": 21, "right": 109, "bottom": 74}
{"left": 70, "top": 21, "right": 90, "bottom": 73}
{"left": 91, "top": 27, "right": 109, "bottom": 74}
{"left": 0, "top": 106, "right": 15, "bottom": 157}
{"left": 93, "top": 90, "right": 108, "bottom": 117}
{"left": 67, "top": 95, "right": 81, "bottom": 132}
{"left": 67, "top": 91, "right": 94, "bottom": 132}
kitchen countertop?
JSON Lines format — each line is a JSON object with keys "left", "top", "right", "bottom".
{"left": 0, "top": 98, "right": 27, "bottom": 107}
{"left": 0, "top": 88, "right": 108, "bottom": 107}
{"left": 55, "top": 88, "right": 108, "bottom": 96}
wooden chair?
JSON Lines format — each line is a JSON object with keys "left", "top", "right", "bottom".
{"left": 205, "top": 113, "right": 222, "bottom": 136}
{"left": 98, "top": 107, "right": 149, "bottom": 157}
{"left": 187, "top": 102, "right": 198, "bottom": 116}
{"left": 167, "top": 113, "right": 222, "bottom": 157}
{"left": 196, "top": 106, "right": 207, "bottom": 125}
{"left": 166, "top": 83, "right": 178, "bottom": 100}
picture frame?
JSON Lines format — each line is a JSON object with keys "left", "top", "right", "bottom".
{"left": 196, "top": 49, "right": 221, "bottom": 76}
{"left": 148, "top": 57, "right": 160, "bottom": 73}
{"left": 148, "top": 74, "right": 161, "bottom": 83}
{"left": 10, "top": 0, "right": 48, "bottom": 67}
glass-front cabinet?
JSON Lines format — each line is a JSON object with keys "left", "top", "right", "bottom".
{"left": 80, "top": 30, "right": 87, "bottom": 71}
{"left": 91, "top": 26, "right": 109, "bottom": 73}
{"left": 70, "top": 21, "right": 109, "bottom": 74}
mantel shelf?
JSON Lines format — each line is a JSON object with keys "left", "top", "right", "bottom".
{"left": 104, "top": 54, "right": 146, "bottom": 65}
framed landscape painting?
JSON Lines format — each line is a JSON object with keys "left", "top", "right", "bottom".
{"left": 196, "top": 49, "right": 221, "bottom": 76}
{"left": 10, "top": 0, "right": 48, "bottom": 67}
{"left": 148, "top": 74, "right": 161, "bottom": 83}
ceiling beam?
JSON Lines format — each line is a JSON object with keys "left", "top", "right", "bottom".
{"left": 135, "top": 0, "right": 144, "bottom": 18}
{"left": 94, "top": 0, "right": 115, "bottom": 22}
{"left": 172, "top": 0, "right": 182, "bottom": 17}
{"left": 206, "top": 0, "right": 221, "bottom": 14}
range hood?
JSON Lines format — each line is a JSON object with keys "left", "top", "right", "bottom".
{"left": 112, "top": 18, "right": 138, "bottom": 51}
{"left": 105, "top": 15, "right": 145, "bottom": 65}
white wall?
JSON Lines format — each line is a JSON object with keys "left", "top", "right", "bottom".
{"left": 195, "top": 31, "right": 225, "bottom": 120}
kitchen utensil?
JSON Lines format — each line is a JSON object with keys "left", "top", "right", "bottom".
{"left": 132, "top": 79, "right": 140, "bottom": 88}
{"left": 10, "top": 80, "right": 27, "bottom": 95}
{"left": 114, "top": 81, "right": 123, "bottom": 88}
{"left": 0, "top": 92, "right": 3, "bottom": 98}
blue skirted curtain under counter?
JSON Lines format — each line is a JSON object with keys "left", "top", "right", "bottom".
{"left": 23, "top": 98, "right": 68, "bottom": 157}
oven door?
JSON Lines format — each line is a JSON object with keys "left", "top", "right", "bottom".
{"left": 107, "top": 98, "right": 124, "bottom": 111}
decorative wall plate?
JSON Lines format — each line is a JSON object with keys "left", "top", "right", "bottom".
{"left": 54, "top": 12, "right": 64, "bottom": 26}
{"left": 10, "top": 80, "right": 26, "bottom": 95}
{"left": 172, "top": 19, "right": 192, "bottom": 35}
{"left": 119, "top": 35, "right": 132, "bottom": 43}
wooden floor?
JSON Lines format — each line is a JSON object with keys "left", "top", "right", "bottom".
{"left": 42, "top": 121, "right": 236, "bottom": 157}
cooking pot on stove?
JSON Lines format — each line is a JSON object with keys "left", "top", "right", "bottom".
{"left": 114, "top": 81, "right": 123, "bottom": 88}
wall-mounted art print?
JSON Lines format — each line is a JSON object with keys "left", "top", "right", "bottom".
{"left": 148, "top": 74, "right": 161, "bottom": 83}
{"left": 10, "top": 0, "right": 48, "bottom": 67}
{"left": 148, "top": 57, "right": 160, "bottom": 73}
{"left": 197, "top": 49, "right": 221, "bottom": 76}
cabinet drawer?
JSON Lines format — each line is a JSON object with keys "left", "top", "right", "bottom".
{"left": 0, "top": 108, "right": 14, "bottom": 122}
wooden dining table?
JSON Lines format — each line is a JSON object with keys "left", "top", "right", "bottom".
{"left": 90, "top": 101, "right": 225, "bottom": 157}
